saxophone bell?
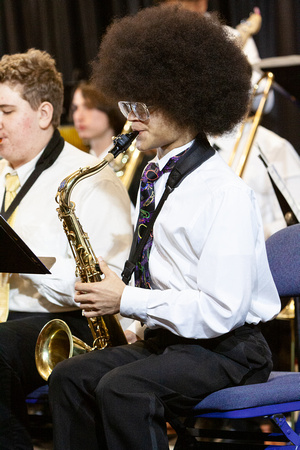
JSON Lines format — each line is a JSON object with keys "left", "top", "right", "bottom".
{"left": 35, "top": 319, "right": 93, "bottom": 381}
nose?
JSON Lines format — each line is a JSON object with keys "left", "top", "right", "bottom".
{"left": 127, "top": 110, "right": 139, "bottom": 121}
{"left": 73, "top": 106, "right": 85, "bottom": 122}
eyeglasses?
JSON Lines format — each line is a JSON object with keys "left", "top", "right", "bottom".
{"left": 118, "top": 101, "right": 151, "bottom": 122}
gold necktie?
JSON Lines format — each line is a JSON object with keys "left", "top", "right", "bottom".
{"left": 0, "top": 173, "right": 20, "bottom": 322}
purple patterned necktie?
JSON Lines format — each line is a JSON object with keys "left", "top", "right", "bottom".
{"left": 135, "top": 152, "right": 185, "bottom": 288}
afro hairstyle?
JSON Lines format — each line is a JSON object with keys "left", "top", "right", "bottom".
{"left": 92, "top": 4, "right": 252, "bottom": 136}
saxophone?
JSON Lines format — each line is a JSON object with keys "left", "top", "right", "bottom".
{"left": 110, "top": 121, "right": 144, "bottom": 189}
{"left": 35, "top": 131, "right": 138, "bottom": 380}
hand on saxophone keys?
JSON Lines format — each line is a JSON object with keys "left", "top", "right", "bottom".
{"left": 74, "top": 257, "right": 126, "bottom": 318}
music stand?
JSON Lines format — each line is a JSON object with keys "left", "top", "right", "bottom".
{"left": 254, "top": 56, "right": 300, "bottom": 156}
{"left": 0, "top": 215, "right": 51, "bottom": 274}
{"left": 256, "top": 55, "right": 300, "bottom": 103}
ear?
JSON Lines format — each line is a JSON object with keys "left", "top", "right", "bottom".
{"left": 38, "top": 101, "right": 54, "bottom": 129}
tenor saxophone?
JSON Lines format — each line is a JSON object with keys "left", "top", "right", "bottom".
{"left": 35, "top": 131, "right": 138, "bottom": 380}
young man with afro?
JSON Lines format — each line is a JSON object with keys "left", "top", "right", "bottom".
{"left": 49, "top": 5, "right": 280, "bottom": 449}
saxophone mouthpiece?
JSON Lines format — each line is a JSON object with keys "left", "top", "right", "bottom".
{"left": 109, "top": 131, "right": 139, "bottom": 158}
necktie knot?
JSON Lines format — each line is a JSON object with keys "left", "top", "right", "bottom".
{"left": 141, "top": 153, "right": 183, "bottom": 187}
{"left": 5, "top": 173, "right": 20, "bottom": 194}
{"left": 142, "top": 162, "right": 160, "bottom": 184}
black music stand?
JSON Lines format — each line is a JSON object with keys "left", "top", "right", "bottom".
{"left": 0, "top": 215, "right": 51, "bottom": 274}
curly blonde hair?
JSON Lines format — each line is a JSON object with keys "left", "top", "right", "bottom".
{"left": 0, "top": 48, "right": 63, "bottom": 128}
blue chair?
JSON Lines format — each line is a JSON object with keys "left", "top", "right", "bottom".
{"left": 174, "top": 224, "right": 300, "bottom": 449}
{"left": 266, "top": 223, "right": 300, "bottom": 298}
{"left": 26, "top": 384, "right": 52, "bottom": 443}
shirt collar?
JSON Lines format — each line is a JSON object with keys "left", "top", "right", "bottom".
{"left": 4, "top": 148, "right": 45, "bottom": 186}
{"left": 156, "top": 140, "right": 194, "bottom": 171}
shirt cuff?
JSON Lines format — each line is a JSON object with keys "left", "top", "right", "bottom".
{"left": 120, "top": 285, "right": 150, "bottom": 323}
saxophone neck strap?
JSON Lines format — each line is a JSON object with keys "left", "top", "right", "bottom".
{"left": 1, "top": 129, "right": 64, "bottom": 221}
{"left": 121, "top": 134, "right": 215, "bottom": 285}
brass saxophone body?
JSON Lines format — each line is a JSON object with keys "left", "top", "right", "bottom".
{"left": 35, "top": 131, "right": 138, "bottom": 380}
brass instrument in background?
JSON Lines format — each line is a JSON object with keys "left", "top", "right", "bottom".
{"left": 35, "top": 131, "right": 138, "bottom": 381}
{"left": 110, "top": 121, "right": 144, "bottom": 189}
{"left": 236, "top": 7, "right": 262, "bottom": 48}
{"left": 228, "top": 71, "right": 274, "bottom": 178}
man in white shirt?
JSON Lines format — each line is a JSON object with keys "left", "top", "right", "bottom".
{"left": 0, "top": 49, "right": 133, "bottom": 449}
{"left": 49, "top": 6, "right": 281, "bottom": 450}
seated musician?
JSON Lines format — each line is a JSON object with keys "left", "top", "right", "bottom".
{"left": 49, "top": 5, "right": 281, "bottom": 449}
{"left": 0, "top": 48, "right": 132, "bottom": 449}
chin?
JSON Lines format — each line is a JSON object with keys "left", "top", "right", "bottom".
{"left": 135, "top": 138, "right": 144, "bottom": 152}
{"left": 136, "top": 137, "right": 152, "bottom": 153}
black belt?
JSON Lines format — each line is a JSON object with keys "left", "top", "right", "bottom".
{"left": 144, "top": 323, "right": 261, "bottom": 348}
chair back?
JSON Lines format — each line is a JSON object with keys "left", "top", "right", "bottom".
{"left": 266, "top": 224, "right": 300, "bottom": 297}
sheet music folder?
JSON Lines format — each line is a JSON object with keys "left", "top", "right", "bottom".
{"left": 0, "top": 215, "right": 51, "bottom": 274}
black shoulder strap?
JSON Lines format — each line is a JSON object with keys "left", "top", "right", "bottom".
{"left": 1, "top": 129, "right": 64, "bottom": 221}
{"left": 121, "top": 134, "right": 215, "bottom": 285}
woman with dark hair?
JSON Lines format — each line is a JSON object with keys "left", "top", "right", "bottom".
{"left": 71, "top": 81, "right": 126, "bottom": 158}
{"left": 49, "top": 5, "right": 280, "bottom": 450}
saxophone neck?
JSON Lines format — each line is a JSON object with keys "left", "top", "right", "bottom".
{"left": 56, "top": 130, "right": 138, "bottom": 208}
{"left": 56, "top": 157, "right": 111, "bottom": 207}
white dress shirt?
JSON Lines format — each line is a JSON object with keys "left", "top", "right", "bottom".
{"left": 210, "top": 124, "right": 300, "bottom": 238}
{"left": 0, "top": 141, "right": 133, "bottom": 329}
{"left": 121, "top": 143, "right": 281, "bottom": 339}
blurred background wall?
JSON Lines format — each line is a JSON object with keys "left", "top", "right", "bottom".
{"left": 0, "top": 0, "right": 299, "bottom": 151}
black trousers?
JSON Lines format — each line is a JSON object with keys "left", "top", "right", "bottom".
{"left": 0, "top": 310, "right": 93, "bottom": 450}
{"left": 49, "top": 324, "right": 272, "bottom": 450}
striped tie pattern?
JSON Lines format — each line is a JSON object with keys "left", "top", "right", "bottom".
{"left": 135, "top": 152, "right": 184, "bottom": 288}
